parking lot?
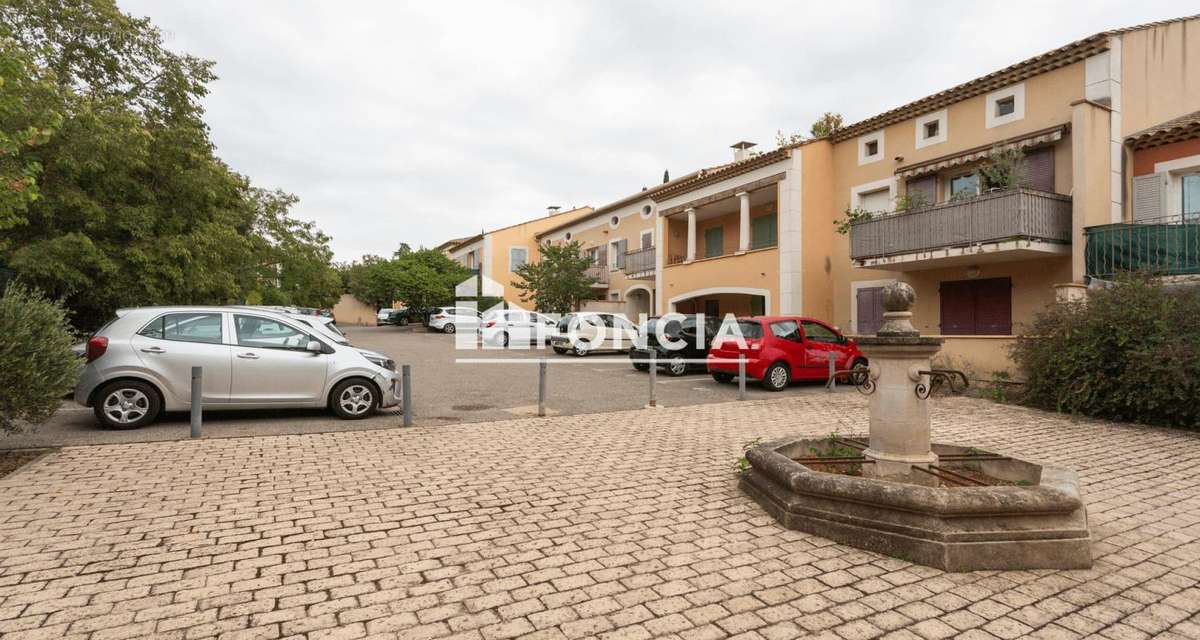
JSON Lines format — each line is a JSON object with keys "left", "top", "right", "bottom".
{"left": 1, "top": 325, "right": 855, "bottom": 448}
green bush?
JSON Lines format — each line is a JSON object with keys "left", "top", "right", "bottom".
{"left": 0, "top": 284, "right": 81, "bottom": 435}
{"left": 1011, "top": 275, "right": 1200, "bottom": 428}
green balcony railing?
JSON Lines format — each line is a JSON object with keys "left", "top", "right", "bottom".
{"left": 1084, "top": 215, "right": 1200, "bottom": 279}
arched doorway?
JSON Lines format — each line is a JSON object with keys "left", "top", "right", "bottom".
{"left": 624, "top": 286, "right": 652, "bottom": 320}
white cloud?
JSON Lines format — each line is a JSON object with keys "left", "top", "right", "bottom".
{"left": 119, "top": 0, "right": 1197, "bottom": 260}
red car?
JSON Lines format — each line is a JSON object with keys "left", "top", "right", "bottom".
{"left": 707, "top": 316, "right": 867, "bottom": 391}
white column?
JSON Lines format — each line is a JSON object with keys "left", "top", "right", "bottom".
{"left": 736, "top": 191, "right": 750, "bottom": 253}
{"left": 685, "top": 208, "right": 697, "bottom": 262}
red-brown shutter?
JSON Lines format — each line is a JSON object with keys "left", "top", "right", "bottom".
{"left": 1022, "top": 147, "right": 1055, "bottom": 192}
{"left": 973, "top": 278, "right": 1012, "bottom": 335}
{"left": 906, "top": 175, "right": 937, "bottom": 205}
{"left": 939, "top": 281, "right": 976, "bottom": 335}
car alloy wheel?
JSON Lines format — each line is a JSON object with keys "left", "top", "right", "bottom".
{"left": 668, "top": 356, "right": 687, "bottom": 376}
{"left": 444, "top": 323, "right": 456, "bottom": 334}
{"left": 763, "top": 362, "right": 790, "bottom": 391}
{"left": 338, "top": 384, "right": 374, "bottom": 416}
{"left": 102, "top": 388, "right": 150, "bottom": 425}
{"left": 573, "top": 342, "right": 589, "bottom": 357}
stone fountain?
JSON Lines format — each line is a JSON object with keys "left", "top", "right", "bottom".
{"left": 740, "top": 283, "right": 1091, "bottom": 571}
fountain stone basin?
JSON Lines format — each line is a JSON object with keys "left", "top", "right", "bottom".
{"left": 741, "top": 436, "right": 1092, "bottom": 572}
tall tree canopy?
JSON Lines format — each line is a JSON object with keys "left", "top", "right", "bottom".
{"left": 512, "top": 241, "right": 595, "bottom": 314}
{"left": 0, "top": 0, "right": 340, "bottom": 329}
{"left": 342, "top": 248, "right": 471, "bottom": 311}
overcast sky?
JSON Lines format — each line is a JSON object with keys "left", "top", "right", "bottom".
{"left": 119, "top": 0, "right": 1195, "bottom": 262}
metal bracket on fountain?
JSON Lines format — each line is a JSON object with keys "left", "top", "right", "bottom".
{"left": 914, "top": 369, "right": 969, "bottom": 399}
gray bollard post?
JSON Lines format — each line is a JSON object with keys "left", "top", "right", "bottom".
{"left": 402, "top": 364, "right": 413, "bottom": 426}
{"left": 648, "top": 350, "right": 657, "bottom": 408}
{"left": 538, "top": 359, "right": 547, "bottom": 417}
{"left": 190, "top": 366, "right": 202, "bottom": 438}
{"left": 828, "top": 351, "right": 837, "bottom": 393}
{"left": 738, "top": 355, "right": 746, "bottom": 401}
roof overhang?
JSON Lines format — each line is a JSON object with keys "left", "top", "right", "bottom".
{"left": 1126, "top": 110, "right": 1200, "bottom": 151}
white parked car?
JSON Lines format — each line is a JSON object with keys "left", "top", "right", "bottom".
{"left": 427, "top": 306, "right": 481, "bottom": 334}
{"left": 75, "top": 306, "right": 402, "bottom": 429}
{"left": 481, "top": 309, "right": 559, "bottom": 346}
{"left": 548, "top": 312, "right": 638, "bottom": 356}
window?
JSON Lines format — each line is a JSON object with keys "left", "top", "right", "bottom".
{"left": 924, "top": 121, "right": 939, "bottom": 139}
{"left": 509, "top": 247, "right": 528, "bottom": 271}
{"left": 565, "top": 232, "right": 572, "bottom": 241}
{"left": 736, "top": 320, "right": 764, "bottom": 339}
{"left": 769, "top": 320, "right": 802, "bottom": 342}
{"left": 609, "top": 292, "right": 619, "bottom": 301}
{"left": 855, "top": 286, "right": 886, "bottom": 335}
{"left": 914, "top": 109, "right": 947, "bottom": 148}
{"left": 995, "top": 96, "right": 1015, "bottom": 117}
{"left": 801, "top": 321, "right": 840, "bottom": 344}
{"left": 610, "top": 215, "right": 620, "bottom": 228}
{"left": 703, "top": 227, "right": 724, "bottom": 258}
{"left": 859, "top": 188, "right": 891, "bottom": 213}
{"left": 234, "top": 315, "right": 313, "bottom": 349}
{"left": 858, "top": 131, "right": 885, "bottom": 165}
{"left": 751, "top": 213, "right": 777, "bottom": 249}
{"left": 949, "top": 173, "right": 979, "bottom": 199}
{"left": 641, "top": 205, "right": 653, "bottom": 219}
{"left": 139, "top": 313, "right": 223, "bottom": 344}
{"left": 1184, "top": 174, "right": 1200, "bottom": 222}
{"left": 640, "top": 230, "right": 653, "bottom": 249}
{"left": 610, "top": 239, "right": 627, "bottom": 268}
{"left": 939, "top": 278, "right": 1012, "bottom": 335}
{"left": 985, "top": 83, "right": 1024, "bottom": 128}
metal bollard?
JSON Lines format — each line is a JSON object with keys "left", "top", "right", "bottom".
{"left": 538, "top": 359, "right": 547, "bottom": 417}
{"left": 738, "top": 355, "right": 746, "bottom": 401}
{"left": 402, "top": 364, "right": 412, "bottom": 427}
{"left": 648, "top": 351, "right": 657, "bottom": 408}
{"left": 827, "top": 351, "right": 837, "bottom": 393}
{"left": 190, "top": 366, "right": 202, "bottom": 438}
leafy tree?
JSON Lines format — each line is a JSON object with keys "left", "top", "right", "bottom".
{"left": 512, "top": 241, "right": 595, "bottom": 314}
{"left": 343, "top": 248, "right": 470, "bottom": 311}
{"left": 810, "top": 112, "right": 844, "bottom": 138}
{"left": 0, "top": 36, "right": 61, "bottom": 229}
{"left": 0, "top": 0, "right": 340, "bottom": 328}
{"left": 0, "top": 284, "right": 80, "bottom": 435}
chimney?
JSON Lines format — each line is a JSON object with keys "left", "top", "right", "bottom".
{"left": 731, "top": 141, "right": 757, "bottom": 162}
{"left": 547, "top": 205, "right": 561, "bottom": 217}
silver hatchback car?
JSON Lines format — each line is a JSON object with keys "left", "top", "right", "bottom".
{"left": 75, "top": 306, "right": 402, "bottom": 429}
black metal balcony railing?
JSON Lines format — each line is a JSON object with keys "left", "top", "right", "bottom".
{"left": 623, "top": 247, "right": 655, "bottom": 277}
{"left": 1085, "top": 214, "right": 1200, "bottom": 279}
{"left": 585, "top": 264, "right": 610, "bottom": 286}
{"left": 849, "top": 188, "right": 1072, "bottom": 261}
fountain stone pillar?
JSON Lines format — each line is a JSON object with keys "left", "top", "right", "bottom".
{"left": 856, "top": 282, "right": 942, "bottom": 479}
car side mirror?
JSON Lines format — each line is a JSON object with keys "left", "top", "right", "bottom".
{"left": 305, "top": 340, "right": 323, "bottom": 353}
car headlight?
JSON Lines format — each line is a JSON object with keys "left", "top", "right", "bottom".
{"left": 363, "top": 354, "right": 396, "bottom": 371}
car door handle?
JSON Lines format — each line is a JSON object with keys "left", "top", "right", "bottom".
{"left": 140, "top": 347, "right": 166, "bottom": 354}
{"left": 237, "top": 352, "right": 259, "bottom": 360}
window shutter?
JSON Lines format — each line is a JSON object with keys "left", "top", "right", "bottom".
{"left": 751, "top": 213, "right": 777, "bottom": 249}
{"left": 939, "top": 281, "right": 976, "bottom": 335}
{"left": 597, "top": 246, "right": 607, "bottom": 266}
{"left": 905, "top": 176, "right": 937, "bottom": 205}
{"left": 1132, "top": 174, "right": 1164, "bottom": 222}
{"left": 856, "top": 287, "right": 885, "bottom": 335}
{"left": 1021, "top": 147, "right": 1055, "bottom": 192}
{"left": 973, "top": 278, "right": 1012, "bottom": 335}
{"left": 615, "top": 240, "right": 627, "bottom": 268}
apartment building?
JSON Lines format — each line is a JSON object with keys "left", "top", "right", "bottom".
{"left": 445, "top": 207, "right": 594, "bottom": 305}
{"left": 830, "top": 15, "right": 1199, "bottom": 373}
{"left": 536, "top": 191, "right": 664, "bottom": 318}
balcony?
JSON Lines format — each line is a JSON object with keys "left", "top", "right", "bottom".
{"left": 850, "top": 188, "right": 1072, "bottom": 270}
{"left": 585, "top": 265, "right": 609, "bottom": 287}
{"left": 1085, "top": 215, "right": 1200, "bottom": 280}
{"left": 623, "top": 247, "right": 655, "bottom": 279}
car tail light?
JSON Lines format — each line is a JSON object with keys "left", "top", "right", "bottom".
{"left": 86, "top": 336, "right": 109, "bottom": 363}
{"left": 486, "top": 320, "right": 496, "bottom": 328}
{"left": 433, "top": 314, "right": 445, "bottom": 319}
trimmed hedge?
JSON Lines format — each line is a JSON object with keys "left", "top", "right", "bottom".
{"left": 0, "top": 284, "right": 80, "bottom": 435}
{"left": 1011, "top": 275, "right": 1200, "bottom": 428}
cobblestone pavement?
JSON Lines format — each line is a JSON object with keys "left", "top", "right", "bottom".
{"left": 2, "top": 395, "right": 1200, "bottom": 640}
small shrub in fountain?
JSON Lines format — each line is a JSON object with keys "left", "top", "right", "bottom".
{"left": 0, "top": 284, "right": 80, "bottom": 435}
{"left": 1011, "top": 275, "right": 1200, "bottom": 428}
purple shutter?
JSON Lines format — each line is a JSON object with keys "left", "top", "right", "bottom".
{"left": 973, "top": 278, "right": 1013, "bottom": 335}
{"left": 856, "top": 287, "right": 885, "bottom": 334}
{"left": 939, "top": 281, "right": 976, "bottom": 335}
